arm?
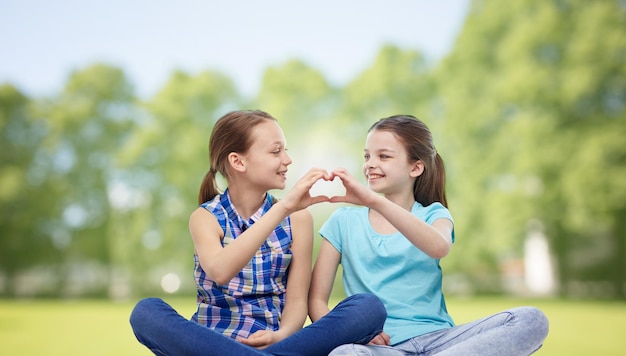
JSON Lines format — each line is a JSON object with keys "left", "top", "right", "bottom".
{"left": 276, "top": 208, "right": 313, "bottom": 337}
{"left": 238, "top": 208, "right": 313, "bottom": 349}
{"left": 367, "top": 194, "right": 453, "bottom": 259}
{"left": 330, "top": 168, "right": 453, "bottom": 259}
{"left": 189, "top": 201, "right": 291, "bottom": 285}
{"left": 309, "top": 235, "right": 392, "bottom": 346}
{"left": 308, "top": 239, "right": 341, "bottom": 322}
{"left": 191, "top": 168, "right": 331, "bottom": 285}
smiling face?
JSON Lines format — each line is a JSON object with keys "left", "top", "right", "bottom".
{"left": 362, "top": 129, "right": 423, "bottom": 198}
{"left": 240, "top": 119, "right": 292, "bottom": 191}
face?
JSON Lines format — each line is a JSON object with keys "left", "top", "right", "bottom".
{"left": 363, "top": 129, "right": 421, "bottom": 197}
{"left": 240, "top": 120, "right": 292, "bottom": 190}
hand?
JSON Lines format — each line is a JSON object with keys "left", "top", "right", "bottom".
{"left": 237, "top": 330, "right": 278, "bottom": 349}
{"left": 367, "top": 331, "right": 391, "bottom": 346}
{"left": 280, "top": 168, "right": 332, "bottom": 212}
{"left": 328, "top": 168, "right": 378, "bottom": 207}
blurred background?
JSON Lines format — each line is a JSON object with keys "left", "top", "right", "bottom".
{"left": 1, "top": 0, "right": 625, "bottom": 353}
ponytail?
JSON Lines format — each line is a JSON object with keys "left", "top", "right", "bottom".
{"left": 198, "top": 168, "right": 220, "bottom": 205}
{"left": 413, "top": 152, "right": 447, "bottom": 208}
{"left": 433, "top": 153, "right": 447, "bottom": 208}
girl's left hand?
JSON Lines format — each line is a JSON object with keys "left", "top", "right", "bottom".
{"left": 237, "top": 330, "right": 279, "bottom": 349}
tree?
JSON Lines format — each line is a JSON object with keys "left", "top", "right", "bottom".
{"left": 117, "top": 69, "right": 240, "bottom": 296}
{"left": 435, "top": 0, "right": 626, "bottom": 297}
{"left": 38, "top": 63, "right": 138, "bottom": 297}
{"left": 0, "top": 84, "right": 65, "bottom": 296}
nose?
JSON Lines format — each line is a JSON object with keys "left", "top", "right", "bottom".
{"left": 283, "top": 151, "right": 293, "bottom": 166}
{"left": 365, "top": 157, "right": 377, "bottom": 169}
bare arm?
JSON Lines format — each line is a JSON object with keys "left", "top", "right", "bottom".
{"left": 367, "top": 194, "right": 453, "bottom": 258}
{"left": 330, "top": 168, "right": 453, "bottom": 259}
{"left": 191, "top": 168, "right": 331, "bottom": 285}
{"left": 275, "top": 208, "right": 313, "bottom": 337}
{"left": 308, "top": 239, "right": 341, "bottom": 322}
{"left": 238, "top": 208, "right": 314, "bottom": 348}
{"left": 309, "top": 235, "right": 392, "bottom": 346}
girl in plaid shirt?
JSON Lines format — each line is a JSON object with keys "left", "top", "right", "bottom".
{"left": 130, "top": 110, "right": 385, "bottom": 355}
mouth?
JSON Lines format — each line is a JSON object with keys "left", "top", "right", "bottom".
{"left": 278, "top": 170, "right": 288, "bottom": 178}
{"left": 367, "top": 173, "right": 384, "bottom": 181}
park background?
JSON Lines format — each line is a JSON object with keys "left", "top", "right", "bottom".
{"left": 1, "top": 0, "right": 625, "bottom": 354}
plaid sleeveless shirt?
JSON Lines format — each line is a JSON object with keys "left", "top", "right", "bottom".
{"left": 193, "top": 189, "right": 293, "bottom": 339}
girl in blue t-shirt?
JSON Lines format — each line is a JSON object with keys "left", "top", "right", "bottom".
{"left": 309, "top": 115, "right": 549, "bottom": 355}
{"left": 130, "top": 110, "right": 385, "bottom": 356}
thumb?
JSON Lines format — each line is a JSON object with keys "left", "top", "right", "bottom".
{"left": 309, "top": 195, "right": 330, "bottom": 205}
{"left": 329, "top": 195, "right": 348, "bottom": 203}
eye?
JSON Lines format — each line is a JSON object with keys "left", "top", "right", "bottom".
{"left": 363, "top": 153, "right": 370, "bottom": 161}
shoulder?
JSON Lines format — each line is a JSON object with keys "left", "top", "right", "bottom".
{"left": 188, "top": 207, "right": 224, "bottom": 242}
{"left": 322, "top": 206, "right": 366, "bottom": 232}
{"left": 192, "top": 194, "right": 226, "bottom": 229}
{"left": 189, "top": 206, "right": 220, "bottom": 226}
{"left": 414, "top": 201, "right": 453, "bottom": 224}
{"left": 290, "top": 208, "right": 313, "bottom": 228}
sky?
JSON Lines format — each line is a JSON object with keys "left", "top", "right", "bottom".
{"left": 0, "top": 0, "right": 470, "bottom": 98}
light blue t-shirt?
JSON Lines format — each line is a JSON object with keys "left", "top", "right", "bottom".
{"left": 320, "top": 202, "right": 455, "bottom": 345}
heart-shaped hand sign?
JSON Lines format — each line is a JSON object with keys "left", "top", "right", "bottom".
{"left": 309, "top": 174, "right": 346, "bottom": 198}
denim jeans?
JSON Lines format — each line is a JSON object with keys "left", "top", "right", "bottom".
{"left": 329, "top": 306, "right": 549, "bottom": 356}
{"left": 130, "top": 293, "right": 386, "bottom": 356}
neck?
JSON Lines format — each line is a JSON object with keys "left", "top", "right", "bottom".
{"left": 227, "top": 184, "right": 267, "bottom": 220}
{"left": 384, "top": 191, "right": 415, "bottom": 211}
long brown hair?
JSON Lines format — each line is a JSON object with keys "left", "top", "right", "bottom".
{"left": 368, "top": 115, "right": 448, "bottom": 208}
{"left": 198, "top": 110, "right": 277, "bottom": 205}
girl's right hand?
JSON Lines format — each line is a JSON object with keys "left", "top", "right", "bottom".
{"left": 368, "top": 331, "right": 391, "bottom": 346}
{"left": 329, "top": 168, "right": 378, "bottom": 207}
{"left": 280, "top": 168, "right": 332, "bottom": 212}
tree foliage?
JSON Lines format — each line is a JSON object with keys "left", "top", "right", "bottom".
{"left": 436, "top": 0, "right": 626, "bottom": 296}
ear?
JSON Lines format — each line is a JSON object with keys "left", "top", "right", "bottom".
{"left": 409, "top": 160, "right": 424, "bottom": 178}
{"left": 228, "top": 152, "right": 246, "bottom": 173}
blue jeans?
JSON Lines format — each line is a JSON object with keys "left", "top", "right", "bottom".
{"left": 329, "top": 306, "right": 549, "bottom": 356}
{"left": 130, "top": 293, "right": 386, "bottom": 356}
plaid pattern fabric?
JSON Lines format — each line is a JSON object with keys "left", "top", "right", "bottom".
{"left": 194, "top": 189, "right": 293, "bottom": 339}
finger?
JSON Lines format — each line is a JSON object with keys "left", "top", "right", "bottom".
{"left": 309, "top": 195, "right": 331, "bottom": 205}
{"left": 328, "top": 196, "right": 348, "bottom": 203}
{"left": 313, "top": 168, "right": 332, "bottom": 181}
{"left": 238, "top": 337, "right": 265, "bottom": 347}
{"left": 368, "top": 335, "right": 384, "bottom": 345}
{"left": 331, "top": 168, "right": 349, "bottom": 178}
{"left": 332, "top": 171, "right": 353, "bottom": 186}
{"left": 309, "top": 167, "right": 331, "bottom": 179}
{"left": 302, "top": 170, "right": 330, "bottom": 188}
{"left": 380, "top": 332, "right": 391, "bottom": 345}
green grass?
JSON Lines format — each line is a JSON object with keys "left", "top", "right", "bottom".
{"left": 0, "top": 297, "right": 624, "bottom": 355}
{"left": 447, "top": 297, "right": 626, "bottom": 355}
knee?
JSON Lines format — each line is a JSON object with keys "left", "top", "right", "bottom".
{"left": 130, "top": 298, "right": 163, "bottom": 328}
{"left": 345, "top": 293, "right": 387, "bottom": 322}
{"left": 514, "top": 306, "right": 549, "bottom": 341}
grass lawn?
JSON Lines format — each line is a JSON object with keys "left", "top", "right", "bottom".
{"left": 0, "top": 296, "right": 624, "bottom": 355}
